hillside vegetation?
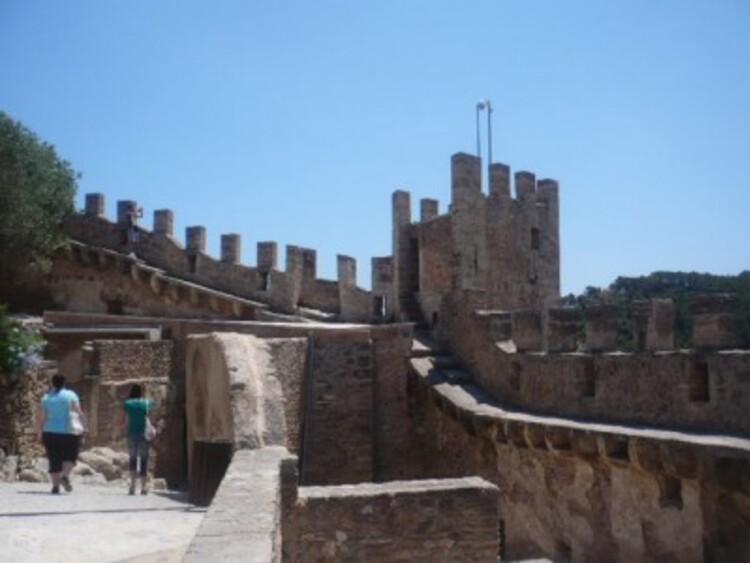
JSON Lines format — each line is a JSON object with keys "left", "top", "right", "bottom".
{"left": 561, "top": 271, "right": 750, "bottom": 349}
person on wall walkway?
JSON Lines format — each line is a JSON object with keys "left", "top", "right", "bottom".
{"left": 34, "top": 374, "right": 86, "bottom": 494}
{"left": 126, "top": 203, "right": 143, "bottom": 259}
{"left": 120, "top": 383, "right": 154, "bottom": 495}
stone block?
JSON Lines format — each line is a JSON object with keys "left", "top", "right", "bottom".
{"left": 547, "top": 307, "right": 581, "bottom": 352}
{"left": 85, "top": 193, "right": 105, "bottom": 216}
{"left": 513, "top": 310, "right": 543, "bottom": 352}
{"left": 632, "top": 299, "right": 675, "bottom": 351}
{"left": 584, "top": 305, "right": 620, "bottom": 352}
{"left": 691, "top": 294, "right": 742, "bottom": 349}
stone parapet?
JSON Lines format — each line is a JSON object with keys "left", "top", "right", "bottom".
{"left": 65, "top": 196, "right": 374, "bottom": 319}
{"left": 408, "top": 354, "right": 750, "bottom": 559}
{"left": 474, "top": 310, "right": 512, "bottom": 343}
{"left": 185, "top": 226, "right": 206, "bottom": 253}
{"left": 85, "top": 193, "right": 105, "bottom": 216}
{"left": 184, "top": 447, "right": 294, "bottom": 563}
{"left": 153, "top": 209, "right": 174, "bottom": 235}
{"left": 547, "top": 307, "right": 581, "bottom": 352}
{"left": 419, "top": 198, "right": 439, "bottom": 222}
{"left": 453, "top": 299, "right": 750, "bottom": 435}
{"left": 489, "top": 162, "right": 511, "bottom": 200}
{"left": 257, "top": 241, "right": 278, "bottom": 271}
{"left": 290, "top": 477, "right": 499, "bottom": 562}
{"left": 584, "top": 304, "right": 620, "bottom": 352}
{"left": 512, "top": 309, "right": 543, "bottom": 352}
{"left": 691, "top": 294, "right": 742, "bottom": 349}
{"left": 632, "top": 298, "right": 675, "bottom": 351}
{"left": 220, "top": 233, "right": 241, "bottom": 264}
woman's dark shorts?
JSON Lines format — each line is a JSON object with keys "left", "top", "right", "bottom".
{"left": 42, "top": 432, "right": 80, "bottom": 473}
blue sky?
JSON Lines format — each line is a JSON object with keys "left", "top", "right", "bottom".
{"left": 2, "top": 1, "right": 748, "bottom": 295}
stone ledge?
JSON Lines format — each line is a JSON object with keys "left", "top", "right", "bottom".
{"left": 68, "top": 240, "right": 270, "bottom": 317}
{"left": 301, "top": 476, "right": 497, "bottom": 499}
{"left": 184, "top": 446, "right": 294, "bottom": 563}
{"left": 409, "top": 356, "right": 750, "bottom": 487}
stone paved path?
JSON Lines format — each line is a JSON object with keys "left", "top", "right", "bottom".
{"left": 0, "top": 482, "right": 205, "bottom": 563}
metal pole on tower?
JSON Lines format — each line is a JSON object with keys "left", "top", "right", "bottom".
{"left": 476, "top": 101, "right": 484, "bottom": 158}
{"left": 476, "top": 100, "right": 488, "bottom": 190}
{"left": 486, "top": 99, "right": 493, "bottom": 167}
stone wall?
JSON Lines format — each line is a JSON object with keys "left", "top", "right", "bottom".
{"left": 77, "top": 339, "right": 173, "bottom": 476}
{"left": 301, "top": 278, "right": 340, "bottom": 314}
{"left": 0, "top": 361, "right": 54, "bottom": 466}
{"left": 408, "top": 356, "right": 750, "bottom": 561}
{"left": 288, "top": 477, "right": 499, "bottom": 562}
{"left": 371, "top": 324, "right": 424, "bottom": 481}
{"left": 44, "top": 325, "right": 160, "bottom": 384}
{"left": 185, "top": 446, "right": 295, "bottom": 563}
{"left": 441, "top": 293, "right": 750, "bottom": 434}
{"left": 48, "top": 244, "right": 263, "bottom": 320}
{"left": 338, "top": 256, "right": 372, "bottom": 322}
{"left": 44, "top": 311, "right": 404, "bottom": 486}
{"left": 185, "top": 333, "right": 306, "bottom": 476}
{"left": 62, "top": 204, "right": 371, "bottom": 318}
{"left": 417, "top": 214, "right": 452, "bottom": 328}
{"left": 300, "top": 329, "right": 375, "bottom": 485}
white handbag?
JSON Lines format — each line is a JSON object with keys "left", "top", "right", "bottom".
{"left": 144, "top": 418, "right": 157, "bottom": 442}
{"left": 69, "top": 411, "right": 84, "bottom": 435}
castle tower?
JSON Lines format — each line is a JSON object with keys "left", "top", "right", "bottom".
{"left": 391, "top": 190, "right": 417, "bottom": 321}
{"left": 450, "top": 153, "right": 486, "bottom": 292}
{"left": 536, "top": 178, "right": 560, "bottom": 309}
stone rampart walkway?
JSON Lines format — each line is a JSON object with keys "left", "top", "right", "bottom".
{"left": 0, "top": 482, "right": 205, "bottom": 562}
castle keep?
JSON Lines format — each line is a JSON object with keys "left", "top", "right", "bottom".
{"left": 2, "top": 151, "right": 749, "bottom": 561}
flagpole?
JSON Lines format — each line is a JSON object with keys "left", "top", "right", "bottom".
{"left": 476, "top": 103, "right": 482, "bottom": 158}
{"left": 486, "top": 100, "right": 493, "bottom": 167}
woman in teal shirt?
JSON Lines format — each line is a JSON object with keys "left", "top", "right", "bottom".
{"left": 122, "top": 384, "right": 153, "bottom": 495}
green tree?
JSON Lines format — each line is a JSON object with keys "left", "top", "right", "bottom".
{"left": 0, "top": 112, "right": 78, "bottom": 287}
{"left": 0, "top": 303, "right": 44, "bottom": 374}
{"left": 567, "top": 271, "right": 750, "bottom": 348}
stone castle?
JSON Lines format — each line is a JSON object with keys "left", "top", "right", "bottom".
{"left": 1, "top": 151, "right": 749, "bottom": 561}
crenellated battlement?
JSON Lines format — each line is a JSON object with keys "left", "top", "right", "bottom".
{"left": 64, "top": 194, "right": 374, "bottom": 321}
{"left": 446, "top": 294, "right": 750, "bottom": 436}
{"left": 403, "top": 156, "right": 559, "bottom": 227}
{"left": 391, "top": 153, "right": 561, "bottom": 326}
{"left": 470, "top": 294, "right": 745, "bottom": 355}
{"left": 19, "top": 144, "right": 748, "bottom": 560}
{"left": 66, "top": 150, "right": 561, "bottom": 328}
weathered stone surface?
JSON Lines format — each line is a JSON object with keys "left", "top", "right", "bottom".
{"left": 17, "top": 468, "right": 46, "bottom": 482}
{"left": 185, "top": 447, "right": 293, "bottom": 563}
{"left": 290, "top": 477, "right": 499, "bottom": 563}
{"left": 4, "top": 147, "right": 750, "bottom": 563}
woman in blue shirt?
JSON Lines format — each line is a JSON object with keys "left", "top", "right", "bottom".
{"left": 35, "top": 375, "right": 86, "bottom": 494}
{"left": 121, "top": 384, "right": 153, "bottom": 495}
